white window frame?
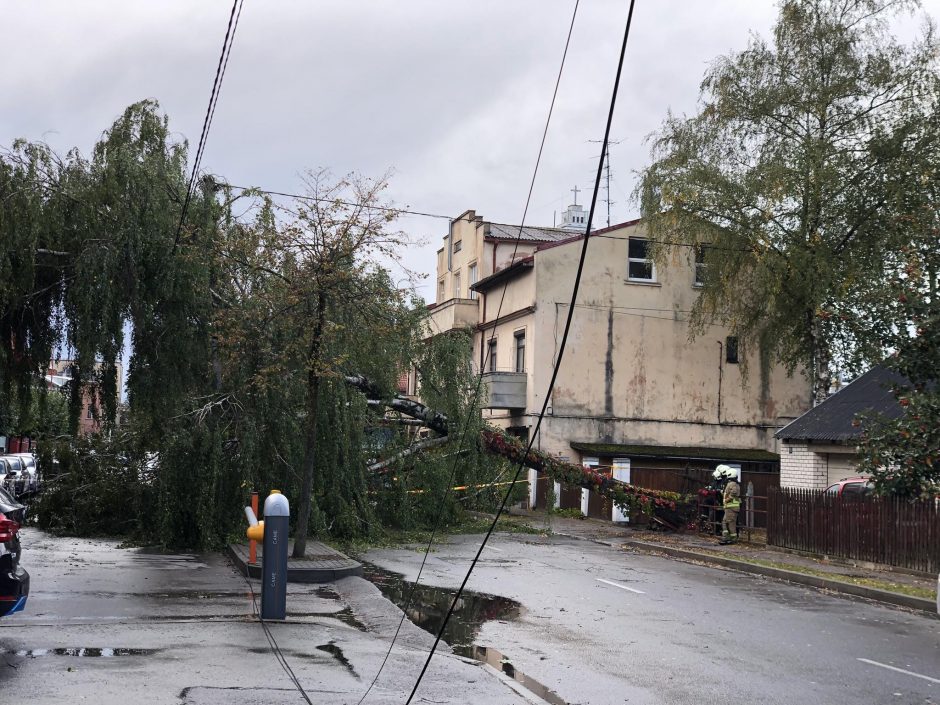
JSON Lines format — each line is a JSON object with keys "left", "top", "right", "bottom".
{"left": 487, "top": 338, "right": 497, "bottom": 372}
{"left": 468, "top": 262, "right": 478, "bottom": 300}
{"left": 627, "top": 237, "right": 656, "bottom": 282}
{"left": 453, "top": 271, "right": 461, "bottom": 299}
{"left": 694, "top": 244, "right": 707, "bottom": 287}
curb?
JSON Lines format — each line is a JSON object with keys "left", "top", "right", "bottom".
{"left": 226, "top": 543, "right": 362, "bottom": 584}
{"left": 622, "top": 539, "right": 937, "bottom": 616}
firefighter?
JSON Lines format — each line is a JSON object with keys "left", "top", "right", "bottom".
{"left": 714, "top": 464, "right": 740, "bottom": 545}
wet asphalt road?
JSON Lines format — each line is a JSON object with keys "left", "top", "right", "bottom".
{"left": 363, "top": 532, "right": 940, "bottom": 705}
{"left": 1, "top": 528, "right": 937, "bottom": 704}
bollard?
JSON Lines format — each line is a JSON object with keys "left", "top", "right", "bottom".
{"left": 260, "top": 490, "right": 290, "bottom": 620}
{"left": 249, "top": 491, "right": 259, "bottom": 565}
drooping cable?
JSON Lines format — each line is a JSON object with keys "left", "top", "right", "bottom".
{"left": 404, "top": 2, "right": 638, "bottom": 702}
{"left": 221, "top": 183, "right": 753, "bottom": 254}
{"left": 238, "top": 566, "right": 315, "bottom": 705}
{"left": 355, "top": 3, "right": 582, "bottom": 703}
{"left": 172, "top": 0, "right": 245, "bottom": 252}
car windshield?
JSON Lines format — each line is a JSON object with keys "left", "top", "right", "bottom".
{"left": 825, "top": 484, "right": 840, "bottom": 494}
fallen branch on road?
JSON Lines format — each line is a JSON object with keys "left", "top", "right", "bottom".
{"left": 345, "top": 374, "right": 689, "bottom": 516}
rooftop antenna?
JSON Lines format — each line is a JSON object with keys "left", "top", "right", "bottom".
{"left": 588, "top": 139, "right": 621, "bottom": 227}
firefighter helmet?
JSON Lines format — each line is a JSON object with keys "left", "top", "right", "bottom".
{"left": 712, "top": 464, "right": 736, "bottom": 481}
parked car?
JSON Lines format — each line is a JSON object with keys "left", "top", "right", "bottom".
{"left": 1, "top": 457, "right": 28, "bottom": 496}
{"left": 0, "top": 487, "right": 28, "bottom": 617}
{"left": 7, "top": 453, "right": 37, "bottom": 477}
{"left": 824, "top": 476, "right": 874, "bottom": 497}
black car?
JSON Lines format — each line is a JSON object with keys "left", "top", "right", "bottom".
{"left": 0, "top": 487, "right": 28, "bottom": 617}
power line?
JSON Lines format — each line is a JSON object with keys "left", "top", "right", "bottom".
{"left": 237, "top": 566, "right": 315, "bottom": 705}
{"left": 357, "top": 4, "right": 583, "bottom": 703}
{"left": 172, "top": 0, "right": 245, "bottom": 251}
{"left": 221, "top": 182, "right": 755, "bottom": 254}
{"left": 404, "top": 1, "right": 638, "bottom": 703}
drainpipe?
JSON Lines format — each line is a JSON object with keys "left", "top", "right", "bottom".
{"left": 717, "top": 340, "right": 723, "bottom": 424}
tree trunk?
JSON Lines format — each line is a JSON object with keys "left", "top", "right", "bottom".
{"left": 292, "top": 294, "right": 327, "bottom": 559}
{"left": 811, "top": 316, "right": 832, "bottom": 406}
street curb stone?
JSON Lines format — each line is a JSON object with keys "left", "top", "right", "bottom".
{"left": 226, "top": 541, "right": 362, "bottom": 583}
{"left": 622, "top": 539, "right": 937, "bottom": 616}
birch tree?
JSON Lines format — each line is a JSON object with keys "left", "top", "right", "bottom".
{"left": 638, "top": 0, "right": 939, "bottom": 404}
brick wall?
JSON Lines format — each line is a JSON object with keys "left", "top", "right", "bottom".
{"left": 780, "top": 441, "right": 828, "bottom": 489}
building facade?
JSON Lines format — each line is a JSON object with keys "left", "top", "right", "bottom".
{"left": 426, "top": 211, "right": 812, "bottom": 514}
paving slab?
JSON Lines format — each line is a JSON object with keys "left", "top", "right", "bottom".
{"left": 227, "top": 540, "right": 362, "bottom": 583}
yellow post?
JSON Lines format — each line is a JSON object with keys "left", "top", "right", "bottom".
{"left": 249, "top": 491, "right": 259, "bottom": 565}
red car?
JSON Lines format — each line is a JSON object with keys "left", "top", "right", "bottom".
{"left": 824, "top": 476, "right": 874, "bottom": 497}
{"left": 0, "top": 487, "right": 28, "bottom": 617}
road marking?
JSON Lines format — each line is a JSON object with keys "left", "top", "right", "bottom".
{"left": 857, "top": 658, "right": 940, "bottom": 685}
{"left": 596, "top": 577, "right": 645, "bottom": 594}
{"left": 485, "top": 545, "right": 503, "bottom": 552}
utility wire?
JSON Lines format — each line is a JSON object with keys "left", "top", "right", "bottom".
{"left": 172, "top": 0, "right": 245, "bottom": 252}
{"left": 356, "top": 3, "right": 582, "bottom": 703}
{"left": 221, "top": 182, "right": 755, "bottom": 254}
{"left": 405, "top": 1, "right": 638, "bottom": 703}
{"left": 238, "top": 567, "right": 314, "bottom": 705}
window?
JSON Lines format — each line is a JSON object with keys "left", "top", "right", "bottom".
{"left": 468, "top": 263, "right": 478, "bottom": 300}
{"left": 453, "top": 239, "right": 462, "bottom": 253}
{"left": 487, "top": 338, "right": 497, "bottom": 372}
{"left": 453, "top": 272, "right": 461, "bottom": 298}
{"left": 694, "top": 245, "right": 707, "bottom": 286}
{"left": 86, "top": 405, "right": 94, "bottom": 420}
{"left": 628, "top": 237, "right": 655, "bottom": 281}
{"left": 438, "top": 279, "right": 445, "bottom": 302}
{"left": 514, "top": 330, "right": 526, "bottom": 372}
{"left": 726, "top": 336, "right": 739, "bottom": 364}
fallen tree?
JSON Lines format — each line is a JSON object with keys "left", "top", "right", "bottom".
{"left": 345, "top": 375, "right": 687, "bottom": 515}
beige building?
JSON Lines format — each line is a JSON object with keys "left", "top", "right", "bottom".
{"left": 425, "top": 207, "right": 812, "bottom": 515}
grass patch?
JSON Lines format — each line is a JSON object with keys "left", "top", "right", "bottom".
{"left": 700, "top": 550, "right": 937, "bottom": 601}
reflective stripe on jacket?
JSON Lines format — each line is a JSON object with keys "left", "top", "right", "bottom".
{"left": 723, "top": 481, "right": 741, "bottom": 509}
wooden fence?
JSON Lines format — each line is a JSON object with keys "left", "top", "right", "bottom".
{"left": 767, "top": 487, "right": 940, "bottom": 573}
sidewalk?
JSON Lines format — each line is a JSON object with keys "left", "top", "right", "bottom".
{"left": 506, "top": 508, "right": 938, "bottom": 615}
{"left": 228, "top": 539, "right": 362, "bottom": 582}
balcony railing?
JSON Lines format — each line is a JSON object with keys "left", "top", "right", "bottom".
{"left": 425, "top": 298, "right": 479, "bottom": 337}
{"left": 481, "top": 370, "right": 527, "bottom": 410}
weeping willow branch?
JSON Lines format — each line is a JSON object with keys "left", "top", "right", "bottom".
{"left": 345, "top": 374, "right": 687, "bottom": 514}
{"left": 367, "top": 435, "right": 450, "bottom": 473}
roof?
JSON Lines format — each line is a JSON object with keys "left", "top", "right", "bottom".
{"left": 569, "top": 442, "right": 779, "bottom": 463}
{"left": 470, "top": 257, "right": 533, "bottom": 293}
{"left": 534, "top": 217, "right": 642, "bottom": 252}
{"left": 485, "top": 222, "right": 573, "bottom": 243}
{"left": 775, "top": 364, "right": 908, "bottom": 442}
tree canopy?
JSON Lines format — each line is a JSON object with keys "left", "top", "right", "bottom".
{"left": 638, "top": 0, "right": 940, "bottom": 405}
{"left": 5, "top": 101, "right": 517, "bottom": 548}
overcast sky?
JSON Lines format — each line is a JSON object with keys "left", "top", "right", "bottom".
{"left": 4, "top": 1, "right": 937, "bottom": 299}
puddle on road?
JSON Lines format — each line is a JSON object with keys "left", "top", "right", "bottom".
{"left": 362, "top": 563, "right": 520, "bottom": 657}
{"left": 362, "top": 563, "right": 570, "bottom": 704}
{"left": 472, "top": 646, "right": 568, "bottom": 705}
{"left": 316, "top": 641, "right": 359, "bottom": 678}
{"left": 1, "top": 647, "right": 159, "bottom": 658}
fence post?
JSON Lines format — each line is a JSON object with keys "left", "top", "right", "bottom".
{"left": 746, "top": 481, "right": 754, "bottom": 529}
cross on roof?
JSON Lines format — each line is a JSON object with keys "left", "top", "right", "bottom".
{"left": 571, "top": 185, "right": 580, "bottom": 205}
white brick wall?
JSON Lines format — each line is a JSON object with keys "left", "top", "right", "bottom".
{"left": 780, "top": 441, "right": 829, "bottom": 490}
